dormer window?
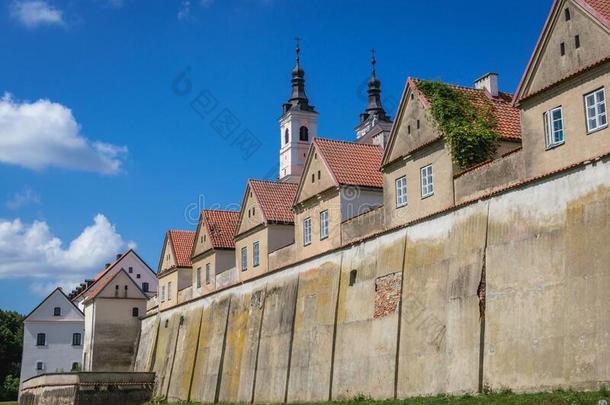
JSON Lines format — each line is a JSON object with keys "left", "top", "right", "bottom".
{"left": 299, "top": 126, "right": 309, "bottom": 141}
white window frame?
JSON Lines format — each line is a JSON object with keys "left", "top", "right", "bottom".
{"left": 205, "top": 263, "right": 211, "bottom": 285}
{"left": 241, "top": 247, "right": 248, "bottom": 271}
{"left": 36, "top": 361, "right": 45, "bottom": 371}
{"left": 585, "top": 87, "right": 607, "bottom": 133}
{"left": 320, "top": 210, "right": 329, "bottom": 240}
{"left": 253, "top": 241, "right": 260, "bottom": 267}
{"left": 303, "top": 217, "right": 312, "bottom": 246}
{"left": 420, "top": 165, "right": 434, "bottom": 198}
{"left": 395, "top": 176, "right": 407, "bottom": 207}
{"left": 543, "top": 106, "right": 565, "bottom": 148}
{"left": 167, "top": 282, "right": 172, "bottom": 301}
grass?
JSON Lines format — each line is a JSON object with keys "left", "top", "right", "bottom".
{"left": 142, "top": 388, "right": 610, "bottom": 404}
{"left": 0, "top": 401, "right": 18, "bottom": 405}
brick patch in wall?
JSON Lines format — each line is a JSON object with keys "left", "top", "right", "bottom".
{"left": 374, "top": 272, "right": 402, "bottom": 319}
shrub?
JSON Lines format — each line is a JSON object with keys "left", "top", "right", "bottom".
{"left": 416, "top": 81, "right": 500, "bottom": 169}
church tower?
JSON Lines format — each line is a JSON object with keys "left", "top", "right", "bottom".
{"left": 355, "top": 50, "right": 392, "bottom": 147}
{"left": 279, "top": 40, "right": 318, "bottom": 183}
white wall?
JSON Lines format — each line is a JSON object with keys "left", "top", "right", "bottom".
{"left": 20, "top": 290, "right": 84, "bottom": 383}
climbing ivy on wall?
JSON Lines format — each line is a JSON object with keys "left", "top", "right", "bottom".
{"left": 416, "top": 81, "right": 500, "bottom": 169}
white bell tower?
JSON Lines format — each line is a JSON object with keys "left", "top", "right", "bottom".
{"left": 279, "top": 40, "right": 318, "bottom": 183}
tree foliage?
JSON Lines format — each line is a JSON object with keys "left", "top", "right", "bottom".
{"left": 0, "top": 309, "right": 24, "bottom": 400}
{"left": 416, "top": 81, "right": 500, "bottom": 169}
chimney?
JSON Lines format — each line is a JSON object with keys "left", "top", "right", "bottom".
{"left": 116, "top": 253, "right": 122, "bottom": 260}
{"left": 474, "top": 72, "right": 499, "bottom": 97}
{"left": 105, "top": 263, "right": 111, "bottom": 269}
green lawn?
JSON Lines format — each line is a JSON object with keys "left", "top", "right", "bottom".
{"left": 142, "top": 389, "right": 610, "bottom": 404}
{"left": 0, "top": 401, "right": 18, "bottom": 405}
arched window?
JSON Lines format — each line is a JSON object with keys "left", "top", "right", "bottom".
{"left": 299, "top": 126, "right": 309, "bottom": 141}
{"left": 284, "top": 129, "right": 289, "bottom": 144}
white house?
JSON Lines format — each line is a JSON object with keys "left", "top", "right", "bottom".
{"left": 19, "top": 288, "right": 85, "bottom": 384}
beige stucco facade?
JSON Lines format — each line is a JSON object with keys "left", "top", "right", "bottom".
{"left": 191, "top": 249, "right": 234, "bottom": 297}
{"left": 235, "top": 224, "right": 295, "bottom": 282}
{"left": 235, "top": 226, "right": 269, "bottom": 282}
{"left": 522, "top": 0, "right": 610, "bottom": 98}
{"left": 237, "top": 188, "right": 265, "bottom": 236}
{"left": 516, "top": 0, "right": 610, "bottom": 178}
{"left": 294, "top": 189, "right": 342, "bottom": 261}
{"left": 521, "top": 64, "right": 610, "bottom": 177}
{"left": 383, "top": 139, "right": 455, "bottom": 229}
{"left": 82, "top": 271, "right": 146, "bottom": 372}
{"left": 158, "top": 267, "right": 191, "bottom": 310}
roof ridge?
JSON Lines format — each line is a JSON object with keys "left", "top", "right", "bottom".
{"left": 315, "top": 137, "right": 383, "bottom": 148}
{"left": 413, "top": 77, "right": 515, "bottom": 98}
{"left": 203, "top": 208, "right": 240, "bottom": 213}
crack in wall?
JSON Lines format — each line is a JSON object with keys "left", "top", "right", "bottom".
{"left": 477, "top": 201, "right": 491, "bottom": 393}
{"left": 215, "top": 299, "right": 232, "bottom": 403}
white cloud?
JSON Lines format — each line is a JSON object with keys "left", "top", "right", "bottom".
{"left": 0, "top": 93, "right": 127, "bottom": 174}
{"left": 10, "top": 0, "right": 64, "bottom": 28}
{"left": 178, "top": 1, "right": 192, "bottom": 20}
{"left": 0, "top": 214, "right": 136, "bottom": 296}
{"left": 6, "top": 187, "right": 41, "bottom": 210}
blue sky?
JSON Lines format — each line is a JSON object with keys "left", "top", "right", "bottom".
{"left": 0, "top": 0, "right": 551, "bottom": 314}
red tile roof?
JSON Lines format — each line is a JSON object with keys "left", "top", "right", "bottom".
{"left": 412, "top": 78, "right": 522, "bottom": 141}
{"left": 578, "top": 0, "right": 610, "bottom": 28}
{"left": 314, "top": 138, "right": 384, "bottom": 188}
{"left": 201, "top": 209, "right": 239, "bottom": 249}
{"left": 82, "top": 269, "right": 146, "bottom": 304}
{"left": 168, "top": 230, "right": 195, "bottom": 268}
{"left": 82, "top": 270, "right": 121, "bottom": 303}
{"left": 250, "top": 180, "right": 298, "bottom": 224}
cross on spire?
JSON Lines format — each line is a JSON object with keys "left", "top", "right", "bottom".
{"left": 371, "top": 48, "right": 376, "bottom": 74}
{"left": 295, "top": 37, "right": 301, "bottom": 66}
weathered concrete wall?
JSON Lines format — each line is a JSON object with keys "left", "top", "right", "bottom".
{"left": 190, "top": 298, "right": 231, "bottom": 403}
{"left": 287, "top": 258, "right": 340, "bottom": 402}
{"left": 19, "top": 372, "right": 154, "bottom": 405}
{"left": 484, "top": 161, "right": 610, "bottom": 392}
{"left": 218, "top": 287, "right": 265, "bottom": 403}
{"left": 454, "top": 150, "right": 525, "bottom": 204}
{"left": 333, "top": 232, "right": 404, "bottom": 400}
{"left": 398, "top": 202, "right": 487, "bottom": 397}
{"left": 133, "top": 315, "right": 158, "bottom": 372}
{"left": 136, "top": 158, "right": 610, "bottom": 402}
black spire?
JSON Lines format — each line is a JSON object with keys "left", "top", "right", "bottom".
{"left": 283, "top": 38, "right": 315, "bottom": 114}
{"left": 360, "top": 49, "right": 390, "bottom": 123}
